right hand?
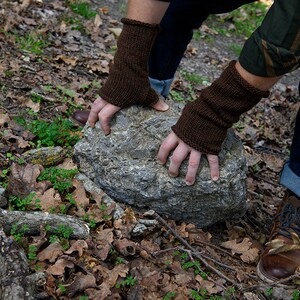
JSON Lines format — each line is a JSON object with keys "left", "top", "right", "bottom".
{"left": 88, "top": 96, "right": 169, "bottom": 135}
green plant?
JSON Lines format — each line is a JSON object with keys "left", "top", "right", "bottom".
{"left": 82, "top": 213, "right": 97, "bottom": 229}
{"left": 115, "top": 257, "right": 125, "bottom": 265}
{"left": 4, "top": 70, "right": 14, "bottom": 78}
{"left": 10, "top": 223, "right": 29, "bottom": 243}
{"left": 42, "top": 84, "right": 54, "bottom": 92}
{"left": 0, "top": 168, "right": 9, "bottom": 188}
{"left": 181, "top": 71, "right": 208, "bottom": 84}
{"left": 28, "top": 245, "right": 38, "bottom": 260}
{"left": 79, "top": 296, "right": 89, "bottom": 300}
{"left": 209, "top": 1, "right": 269, "bottom": 38}
{"left": 25, "top": 117, "right": 81, "bottom": 148}
{"left": 228, "top": 43, "right": 243, "bottom": 55}
{"left": 228, "top": 2, "right": 269, "bottom": 37}
{"left": 292, "top": 290, "right": 300, "bottom": 300}
{"left": 15, "top": 31, "right": 49, "bottom": 54}
{"left": 99, "top": 203, "right": 108, "bottom": 211}
{"left": 60, "top": 204, "right": 67, "bottom": 214}
{"left": 47, "top": 224, "right": 73, "bottom": 250}
{"left": 68, "top": 0, "right": 97, "bottom": 19}
{"left": 49, "top": 234, "right": 59, "bottom": 244}
{"left": 265, "top": 287, "right": 273, "bottom": 297}
{"left": 58, "top": 85, "right": 77, "bottom": 98}
{"left": 163, "top": 292, "right": 176, "bottom": 300}
{"left": 57, "top": 283, "right": 67, "bottom": 294}
{"left": 63, "top": 16, "right": 86, "bottom": 33}
{"left": 55, "top": 224, "right": 74, "bottom": 239}
{"left": 38, "top": 167, "right": 78, "bottom": 193}
{"left": 31, "top": 92, "right": 44, "bottom": 103}
{"left": 170, "top": 90, "right": 185, "bottom": 102}
{"left": 9, "top": 192, "right": 40, "bottom": 211}
{"left": 192, "top": 30, "right": 202, "bottom": 41}
{"left": 224, "top": 287, "right": 237, "bottom": 300}
{"left": 190, "top": 289, "right": 207, "bottom": 300}
{"left": 66, "top": 193, "right": 77, "bottom": 205}
{"left": 115, "top": 275, "right": 137, "bottom": 289}
{"left": 6, "top": 152, "right": 15, "bottom": 161}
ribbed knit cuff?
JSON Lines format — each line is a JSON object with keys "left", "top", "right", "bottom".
{"left": 172, "top": 60, "right": 269, "bottom": 154}
{"left": 98, "top": 18, "right": 160, "bottom": 108}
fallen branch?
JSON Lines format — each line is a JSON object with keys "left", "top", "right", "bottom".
{"left": 0, "top": 209, "right": 90, "bottom": 239}
{"left": 0, "top": 228, "right": 47, "bottom": 299}
{"left": 146, "top": 210, "right": 241, "bottom": 288}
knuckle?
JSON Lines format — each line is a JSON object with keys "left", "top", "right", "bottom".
{"left": 208, "top": 155, "right": 218, "bottom": 164}
{"left": 171, "top": 155, "right": 181, "bottom": 164}
{"left": 189, "top": 160, "right": 199, "bottom": 169}
{"left": 161, "top": 141, "right": 171, "bottom": 151}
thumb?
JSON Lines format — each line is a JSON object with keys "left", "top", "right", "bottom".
{"left": 151, "top": 98, "right": 169, "bottom": 111}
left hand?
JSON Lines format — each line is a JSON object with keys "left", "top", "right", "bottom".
{"left": 157, "top": 132, "right": 220, "bottom": 185}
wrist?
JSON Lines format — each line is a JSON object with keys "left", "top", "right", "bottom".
{"left": 236, "top": 61, "right": 281, "bottom": 91}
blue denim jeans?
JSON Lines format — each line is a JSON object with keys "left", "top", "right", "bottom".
{"left": 148, "top": 0, "right": 256, "bottom": 96}
{"left": 281, "top": 108, "right": 300, "bottom": 197}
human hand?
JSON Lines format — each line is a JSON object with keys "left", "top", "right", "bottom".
{"left": 88, "top": 96, "right": 169, "bottom": 135}
{"left": 157, "top": 131, "right": 219, "bottom": 185}
{"left": 88, "top": 97, "right": 121, "bottom": 135}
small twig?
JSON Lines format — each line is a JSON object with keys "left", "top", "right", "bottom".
{"left": 0, "top": 105, "right": 10, "bottom": 114}
{"left": 194, "top": 251, "right": 237, "bottom": 272}
{"left": 147, "top": 210, "right": 240, "bottom": 288}
{"left": 153, "top": 246, "right": 180, "bottom": 256}
{"left": 194, "top": 239, "right": 233, "bottom": 256}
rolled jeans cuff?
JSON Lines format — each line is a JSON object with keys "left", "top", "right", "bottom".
{"left": 280, "top": 162, "right": 300, "bottom": 197}
{"left": 149, "top": 77, "right": 174, "bottom": 98}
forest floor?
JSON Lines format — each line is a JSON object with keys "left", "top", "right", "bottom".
{"left": 1, "top": 0, "right": 300, "bottom": 299}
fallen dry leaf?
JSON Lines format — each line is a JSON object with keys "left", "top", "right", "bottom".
{"left": 34, "top": 188, "right": 62, "bottom": 212}
{"left": 195, "top": 275, "right": 219, "bottom": 294}
{"left": 7, "top": 163, "right": 49, "bottom": 197}
{"left": 65, "top": 240, "right": 88, "bottom": 257}
{"left": 55, "top": 55, "right": 78, "bottom": 66}
{"left": 37, "top": 242, "right": 64, "bottom": 263}
{"left": 114, "top": 238, "right": 137, "bottom": 256}
{"left": 63, "top": 273, "right": 97, "bottom": 297}
{"left": 221, "top": 237, "right": 260, "bottom": 263}
{"left": 47, "top": 258, "right": 75, "bottom": 275}
{"left": 24, "top": 98, "right": 40, "bottom": 112}
{"left": 72, "top": 178, "right": 90, "bottom": 216}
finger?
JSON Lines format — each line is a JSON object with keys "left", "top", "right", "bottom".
{"left": 168, "top": 143, "right": 190, "bottom": 178}
{"left": 157, "top": 132, "right": 178, "bottom": 165}
{"left": 151, "top": 98, "right": 169, "bottom": 112}
{"left": 207, "top": 154, "right": 220, "bottom": 181}
{"left": 88, "top": 98, "right": 106, "bottom": 128}
{"left": 185, "top": 150, "right": 201, "bottom": 186}
{"left": 98, "top": 104, "right": 121, "bottom": 135}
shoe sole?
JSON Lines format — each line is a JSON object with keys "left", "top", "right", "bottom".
{"left": 257, "top": 259, "right": 279, "bottom": 283}
{"left": 256, "top": 260, "right": 278, "bottom": 283}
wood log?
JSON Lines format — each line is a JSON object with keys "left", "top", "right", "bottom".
{"left": 0, "top": 209, "right": 90, "bottom": 239}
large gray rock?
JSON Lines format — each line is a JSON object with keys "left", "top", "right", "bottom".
{"left": 74, "top": 101, "right": 247, "bottom": 227}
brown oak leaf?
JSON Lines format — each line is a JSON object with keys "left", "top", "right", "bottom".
{"left": 7, "top": 163, "right": 50, "bottom": 197}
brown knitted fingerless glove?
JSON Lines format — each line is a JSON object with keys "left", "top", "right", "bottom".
{"left": 172, "top": 60, "right": 270, "bottom": 154}
{"left": 99, "top": 18, "right": 160, "bottom": 108}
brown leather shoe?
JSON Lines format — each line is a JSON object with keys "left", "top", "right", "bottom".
{"left": 70, "top": 110, "right": 90, "bottom": 127}
{"left": 257, "top": 190, "right": 300, "bottom": 282}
